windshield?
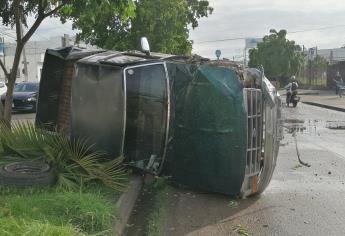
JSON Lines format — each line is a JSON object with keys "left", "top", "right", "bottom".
{"left": 14, "top": 83, "right": 39, "bottom": 92}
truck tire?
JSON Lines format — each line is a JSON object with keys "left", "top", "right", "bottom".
{"left": 0, "top": 161, "right": 57, "bottom": 187}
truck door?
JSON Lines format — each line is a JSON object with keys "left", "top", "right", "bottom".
{"left": 123, "top": 63, "right": 170, "bottom": 174}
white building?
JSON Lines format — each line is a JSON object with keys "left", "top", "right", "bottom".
{"left": 0, "top": 35, "right": 96, "bottom": 83}
{"left": 316, "top": 48, "right": 345, "bottom": 64}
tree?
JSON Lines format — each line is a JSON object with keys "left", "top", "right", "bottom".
{"left": 0, "top": 0, "right": 135, "bottom": 126}
{"left": 304, "top": 54, "right": 328, "bottom": 86}
{"left": 76, "top": 0, "right": 213, "bottom": 55}
{"left": 248, "top": 29, "right": 304, "bottom": 83}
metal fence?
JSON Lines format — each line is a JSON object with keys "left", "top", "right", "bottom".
{"left": 297, "top": 64, "right": 327, "bottom": 88}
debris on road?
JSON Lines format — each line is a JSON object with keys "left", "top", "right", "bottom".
{"left": 227, "top": 200, "right": 239, "bottom": 208}
{"left": 292, "top": 131, "right": 311, "bottom": 167}
{"left": 232, "top": 224, "right": 249, "bottom": 236}
{"left": 292, "top": 164, "right": 303, "bottom": 170}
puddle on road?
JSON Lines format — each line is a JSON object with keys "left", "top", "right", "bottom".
{"left": 284, "top": 119, "right": 305, "bottom": 124}
{"left": 325, "top": 121, "right": 345, "bottom": 130}
{"left": 284, "top": 119, "right": 308, "bottom": 134}
{"left": 285, "top": 124, "right": 307, "bottom": 134}
{"left": 283, "top": 118, "right": 345, "bottom": 135}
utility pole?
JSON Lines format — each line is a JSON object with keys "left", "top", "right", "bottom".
{"left": 243, "top": 48, "right": 247, "bottom": 66}
{"left": 1, "top": 37, "right": 5, "bottom": 67}
{"left": 19, "top": 22, "right": 29, "bottom": 82}
{"left": 0, "top": 37, "right": 6, "bottom": 82}
{"left": 61, "top": 34, "right": 70, "bottom": 47}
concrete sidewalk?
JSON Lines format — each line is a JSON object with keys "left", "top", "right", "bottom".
{"left": 280, "top": 89, "right": 345, "bottom": 112}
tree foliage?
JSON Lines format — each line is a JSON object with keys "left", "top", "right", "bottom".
{"left": 60, "top": 0, "right": 135, "bottom": 50}
{"left": 0, "top": 0, "right": 211, "bottom": 124}
{"left": 0, "top": 0, "right": 134, "bottom": 125}
{"left": 248, "top": 29, "right": 304, "bottom": 82}
{"left": 75, "top": 0, "right": 213, "bottom": 55}
{"left": 309, "top": 54, "right": 328, "bottom": 70}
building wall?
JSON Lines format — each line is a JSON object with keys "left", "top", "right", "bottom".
{"left": 0, "top": 37, "right": 65, "bottom": 83}
{"left": 318, "top": 48, "right": 345, "bottom": 63}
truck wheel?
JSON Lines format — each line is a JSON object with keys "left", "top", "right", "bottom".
{"left": 0, "top": 161, "right": 57, "bottom": 187}
{"left": 293, "top": 101, "right": 297, "bottom": 107}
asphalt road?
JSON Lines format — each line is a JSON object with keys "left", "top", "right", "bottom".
{"left": 160, "top": 103, "right": 345, "bottom": 236}
{"left": 11, "top": 112, "right": 36, "bottom": 123}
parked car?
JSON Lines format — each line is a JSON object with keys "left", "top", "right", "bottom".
{"left": 36, "top": 44, "right": 282, "bottom": 197}
{"left": 1, "top": 82, "right": 39, "bottom": 112}
{"left": 0, "top": 82, "right": 6, "bottom": 96}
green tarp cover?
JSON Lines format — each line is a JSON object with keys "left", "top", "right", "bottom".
{"left": 164, "top": 63, "right": 247, "bottom": 195}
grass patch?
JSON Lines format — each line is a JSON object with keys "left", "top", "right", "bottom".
{"left": 146, "top": 177, "right": 171, "bottom": 236}
{"left": 0, "top": 121, "right": 127, "bottom": 235}
{"left": 0, "top": 185, "right": 120, "bottom": 235}
{"left": 0, "top": 218, "right": 85, "bottom": 236}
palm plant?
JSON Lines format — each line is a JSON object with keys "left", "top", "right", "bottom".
{"left": 0, "top": 121, "right": 127, "bottom": 191}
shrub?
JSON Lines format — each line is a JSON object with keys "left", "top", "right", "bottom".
{"left": 0, "top": 122, "right": 127, "bottom": 191}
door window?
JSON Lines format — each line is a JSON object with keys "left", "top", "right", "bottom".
{"left": 124, "top": 64, "right": 168, "bottom": 173}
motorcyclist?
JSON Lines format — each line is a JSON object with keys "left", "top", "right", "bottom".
{"left": 285, "top": 76, "right": 299, "bottom": 106}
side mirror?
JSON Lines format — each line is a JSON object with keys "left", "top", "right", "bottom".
{"left": 140, "top": 37, "right": 150, "bottom": 55}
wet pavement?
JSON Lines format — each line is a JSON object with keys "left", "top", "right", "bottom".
{"left": 160, "top": 103, "right": 345, "bottom": 236}
{"left": 280, "top": 89, "right": 345, "bottom": 112}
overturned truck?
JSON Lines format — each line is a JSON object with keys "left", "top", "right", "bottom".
{"left": 36, "top": 47, "right": 282, "bottom": 197}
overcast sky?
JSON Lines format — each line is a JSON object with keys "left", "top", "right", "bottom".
{"left": 2, "top": 0, "right": 345, "bottom": 60}
{"left": 190, "top": 0, "right": 345, "bottom": 59}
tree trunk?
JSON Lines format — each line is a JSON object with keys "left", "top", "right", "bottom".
{"left": 3, "top": 43, "right": 24, "bottom": 127}
{"left": 0, "top": 101, "right": 4, "bottom": 122}
{"left": 0, "top": 1, "right": 65, "bottom": 127}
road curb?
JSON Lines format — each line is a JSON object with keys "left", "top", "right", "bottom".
{"left": 302, "top": 101, "right": 345, "bottom": 113}
{"left": 113, "top": 176, "right": 143, "bottom": 236}
{"left": 281, "top": 93, "right": 320, "bottom": 96}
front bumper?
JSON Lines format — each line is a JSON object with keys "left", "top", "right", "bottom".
{"left": 1, "top": 99, "right": 37, "bottom": 112}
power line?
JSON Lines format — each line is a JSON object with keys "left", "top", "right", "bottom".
{"left": 194, "top": 24, "right": 345, "bottom": 44}
{"left": 289, "top": 24, "right": 345, "bottom": 34}
{"left": 195, "top": 36, "right": 247, "bottom": 44}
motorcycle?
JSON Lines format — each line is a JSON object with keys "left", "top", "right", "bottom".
{"left": 286, "top": 90, "right": 299, "bottom": 107}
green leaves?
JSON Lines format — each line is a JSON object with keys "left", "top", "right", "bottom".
{"left": 0, "top": 121, "right": 127, "bottom": 191}
{"left": 1, "top": 0, "right": 211, "bottom": 56}
{"left": 232, "top": 224, "right": 249, "bottom": 236}
{"left": 73, "top": 0, "right": 212, "bottom": 55}
{"left": 249, "top": 29, "right": 304, "bottom": 82}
